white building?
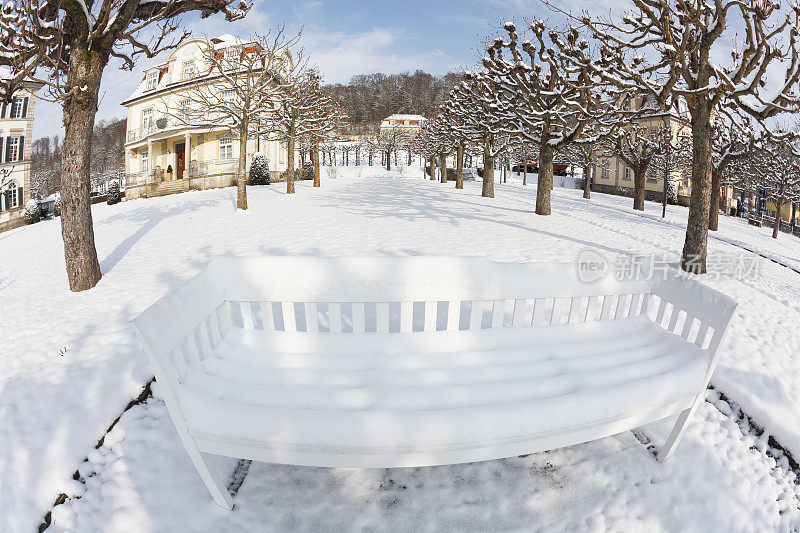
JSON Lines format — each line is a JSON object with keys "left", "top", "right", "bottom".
{"left": 0, "top": 79, "right": 43, "bottom": 230}
{"left": 379, "top": 114, "right": 426, "bottom": 135}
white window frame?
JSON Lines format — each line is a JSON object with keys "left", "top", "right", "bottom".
{"left": 6, "top": 181, "right": 18, "bottom": 208}
{"left": 219, "top": 136, "right": 233, "bottom": 160}
{"left": 142, "top": 108, "right": 153, "bottom": 132}
{"left": 624, "top": 165, "right": 632, "bottom": 181}
{"left": 141, "top": 150, "right": 149, "bottom": 172}
{"left": 146, "top": 71, "right": 158, "bottom": 91}
{"left": 182, "top": 60, "right": 195, "bottom": 81}
{"left": 8, "top": 136, "right": 20, "bottom": 162}
{"left": 602, "top": 160, "right": 610, "bottom": 178}
{"left": 10, "top": 97, "right": 23, "bottom": 118}
{"left": 178, "top": 99, "right": 190, "bottom": 122}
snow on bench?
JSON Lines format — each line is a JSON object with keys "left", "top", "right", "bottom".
{"left": 131, "top": 256, "right": 737, "bottom": 509}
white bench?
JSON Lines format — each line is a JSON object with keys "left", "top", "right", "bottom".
{"left": 132, "top": 256, "right": 737, "bottom": 509}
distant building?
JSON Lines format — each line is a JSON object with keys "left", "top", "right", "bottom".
{"left": 0, "top": 79, "right": 43, "bottom": 231}
{"left": 379, "top": 114, "right": 426, "bottom": 135}
{"left": 122, "top": 35, "right": 297, "bottom": 200}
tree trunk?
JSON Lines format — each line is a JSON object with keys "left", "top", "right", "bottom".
{"left": 429, "top": 158, "right": 436, "bottom": 180}
{"left": 440, "top": 153, "right": 447, "bottom": 183}
{"left": 236, "top": 128, "right": 248, "bottom": 209}
{"left": 709, "top": 168, "right": 721, "bottom": 231}
{"left": 482, "top": 145, "right": 494, "bottom": 198}
{"left": 633, "top": 165, "right": 646, "bottom": 211}
{"left": 456, "top": 144, "right": 464, "bottom": 189}
{"left": 680, "top": 100, "right": 712, "bottom": 274}
{"left": 286, "top": 135, "right": 296, "bottom": 194}
{"left": 535, "top": 142, "right": 554, "bottom": 215}
{"left": 313, "top": 141, "right": 321, "bottom": 187}
{"left": 523, "top": 163, "right": 527, "bottom": 186}
{"left": 386, "top": 149, "right": 391, "bottom": 171}
{"left": 583, "top": 165, "right": 591, "bottom": 199}
{"left": 368, "top": 150, "right": 373, "bottom": 166}
{"left": 773, "top": 197, "right": 783, "bottom": 239}
{"left": 503, "top": 164, "right": 507, "bottom": 184}
{"left": 60, "top": 45, "right": 104, "bottom": 291}
{"left": 423, "top": 157, "right": 427, "bottom": 179}
{"left": 408, "top": 149, "right": 412, "bottom": 165}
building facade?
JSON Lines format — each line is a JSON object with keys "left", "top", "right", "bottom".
{"left": 592, "top": 98, "right": 693, "bottom": 205}
{"left": 379, "top": 114, "right": 426, "bottom": 135}
{"left": 0, "top": 80, "right": 43, "bottom": 230}
{"left": 122, "top": 35, "right": 296, "bottom": 200}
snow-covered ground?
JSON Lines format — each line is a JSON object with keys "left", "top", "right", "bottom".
{"left": 3, "top": 166, "right": 800, "bottom": 531}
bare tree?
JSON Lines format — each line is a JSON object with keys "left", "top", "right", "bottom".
{"left": 727, "top": 138, "right": 800, "bottom": 239}
{"left": 559, "top": 0, "right": 800, "bottom": 272}
{"left": 377, "top": 125, "right": 409, "bottom": 171}
{"left": 171, "top": 28, "right": 300, "bottom": 209}
{"left": 0, "top": 0, "right": 248, "bottom": 290}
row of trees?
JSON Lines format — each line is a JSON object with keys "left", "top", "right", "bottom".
{"left": 31, "top": 118, "right": 126, "bottom": 199}
{"left": 413, "top": 0, "right": 800, "bottom": 272}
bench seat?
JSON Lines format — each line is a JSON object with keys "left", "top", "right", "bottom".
{"left": 132, "top": 256, "right": 737, "bottom": 508}
{"left": 179, "top": 316, "right": 707, "bottom": 466}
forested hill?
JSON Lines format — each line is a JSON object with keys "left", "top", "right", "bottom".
{"left": 325, "top": 70, "right": 464, "bottom": 131}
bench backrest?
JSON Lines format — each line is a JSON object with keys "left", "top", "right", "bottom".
{"left": 132, "top": 256, "right": 736, "bottom": 396}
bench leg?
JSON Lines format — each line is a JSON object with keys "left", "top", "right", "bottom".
{"left": 183, "top": 438, "right": 234, "bottom": 509}
{"left": 657, "top": 406, "right": 695, "bottom": 462}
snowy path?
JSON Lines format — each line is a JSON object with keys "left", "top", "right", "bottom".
{"left": 2, "top": 168, "right": 800, "bottom": 531}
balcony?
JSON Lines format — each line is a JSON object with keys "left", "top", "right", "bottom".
{"left": 126, "top": 118, "right": 184, "bottom": 143}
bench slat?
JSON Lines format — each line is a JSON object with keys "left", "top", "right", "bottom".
{"left": 654, "top": 297, "right": 669, "bottom": 327}
{"left": 377, "top": 302, "right": 390, "bottom": 333}
{"left": 615, "top": 294, "right": 629, "bottom": 319}
{"left": 680, "top": 314, "right": 695, "bottom": 340}
{"left": 629, "top": 293, "right": 644, "bottom": 317}
{"left": 694, "top": 323, "right": 711, "bottom": 348}
{"left": 600, "top": 295, "right": 615, "bottom": 320}
{"left": 329, "top": 302, "right": 343, "bottom": 333}
{"left": 446, "top": 300, "right": 460, "bottom": 330}
{"left": 469, "top": 301, "right": 484, "bottom": 330}
{"left": 305, "top": 302, "right": 319, "bottom": 333}
{"left": 400, "top": 301, "right": 413, "bottom": 332}
{"left": 184, "top": 333, "right": 203, "bottom": 367}
{"left": 667, "top": 306, "right": 681, "bottom": 333}
{"left": 240, "top": 302, "right": 255, "bottom": 330}
{"left": 282, "top": 302, "right": 296, "bottom": 332}
{"left": 568, "top": 296, "right": 582, "bottom": 323}
{"left": 424, "top": 301, "right": 437, "bottom": 331}
{"left": 219, "top": 301, "right": 232, "bottom": 333}
{"left": 196, "top": 320, "right": 213, "bottom": 358}
{"left": 259, "top": 302, "right": 274, "bottom": 331}
{"left": 489, "top": 299, "right": 503, "bottom": 328}
{"left": 207, "top": 309, "right": 222, "bottom": 347}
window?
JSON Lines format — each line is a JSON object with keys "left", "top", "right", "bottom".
{"left": 182, "top": 60, "right": 195, "bottom": 81}
{"left": 178, "top": 99, "right": 190, "bottom": 122}
{"left": 8, "top": 137, "right": 20, "bottom": 162}
{"left": 146, "top": 71, "right": 158, "bottom": 91}
{"left": 142, "top": 108, "right": 153, "bottom": 131}
{"left": 624, "top": 166, "right": 631, "bottom": 180}
{"left": 219, "top": 136, "right": 233, "bottom": 160}
{"left": 602, "top": 160, "right": 610, "bottom": 178}
{"left": 4, "top": 181, "right": 18, "bottom": 208}
{"left": 10, "top": 97, "right": 24, "bottom": 118}
{"left": 141, "top": 150, "right": 149, "bottom": 172}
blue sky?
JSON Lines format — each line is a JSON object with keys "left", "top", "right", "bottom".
{"left": 33, "top": 0, "right": 589, "bottom": 140}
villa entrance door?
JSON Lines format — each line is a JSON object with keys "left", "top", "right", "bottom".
{"left": 176, "top": 143, "right": 186, "bottom": 180}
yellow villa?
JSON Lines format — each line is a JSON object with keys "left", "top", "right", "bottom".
{"left": 122, "top": 35, "right": 298, "bottom": 200}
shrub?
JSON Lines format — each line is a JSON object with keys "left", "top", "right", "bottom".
{"left": 107, "top": 180, "right": 122, "bottom": 205}
{"left": 53, "top": 197, "right": 61, "bottom": 217}
{"left": 249, "top": 153, "right": 270, "bottom": 185}
{"left": 301, "top": 162, "right": 314, "bottom": 180}
{"left": 23, "top": 199, "right": 40, "bottom": 224}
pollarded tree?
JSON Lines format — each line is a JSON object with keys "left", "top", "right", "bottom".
{"left": 727, "top": 138, "right": 800, "bottom": 239}
{"left": 264, "top": 67, "right": 330, "bottom": 193}
{"left": 560, "top": 0, "right": 800, "bottom": 272}
{"left": 412, "top": 120, "right": 438, "bottom": 180}
{"left": 377, "top": 124, "right": 409, "bottom": 172}
{"left": 172, "top": 28, "right": 300, "bottom": 209}
{"left": 0, "top": 0, "right": 249, "bottom": 291}
{"left": 560, "top": 140, "right": 597, "bottom": 199}
{"left": 483, "top": 22, "right": 624, "bottom": 214}
{"left": 447, "top": 77, "right": 516, "bottom": 198}
{"left": 427, "top": 114, "right": 456, "bottom": 183}
{"left": 601, "top": 123, "right": 670, "bottom": 211}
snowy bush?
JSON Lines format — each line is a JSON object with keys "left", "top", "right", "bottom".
{"left": 249, "top": 153, "right": 270, "bottom": 185}
{"left": 23, "top": 199, "right": 40, "bottom": 224}
{"left": 106, "top": 180, "right": 121, "bottom": 205}
{"left": 301, "top": 162, "right": 314, "bottom": 180}
{"left": 666, "top": 178, "right": 678, "bottom": 205}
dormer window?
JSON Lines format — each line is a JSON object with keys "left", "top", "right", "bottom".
{"left": 146, "top": 71, "right": 158, "bottom": 91}
{"left": 182, "top": 60, "right": 195, "bottom": 81}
